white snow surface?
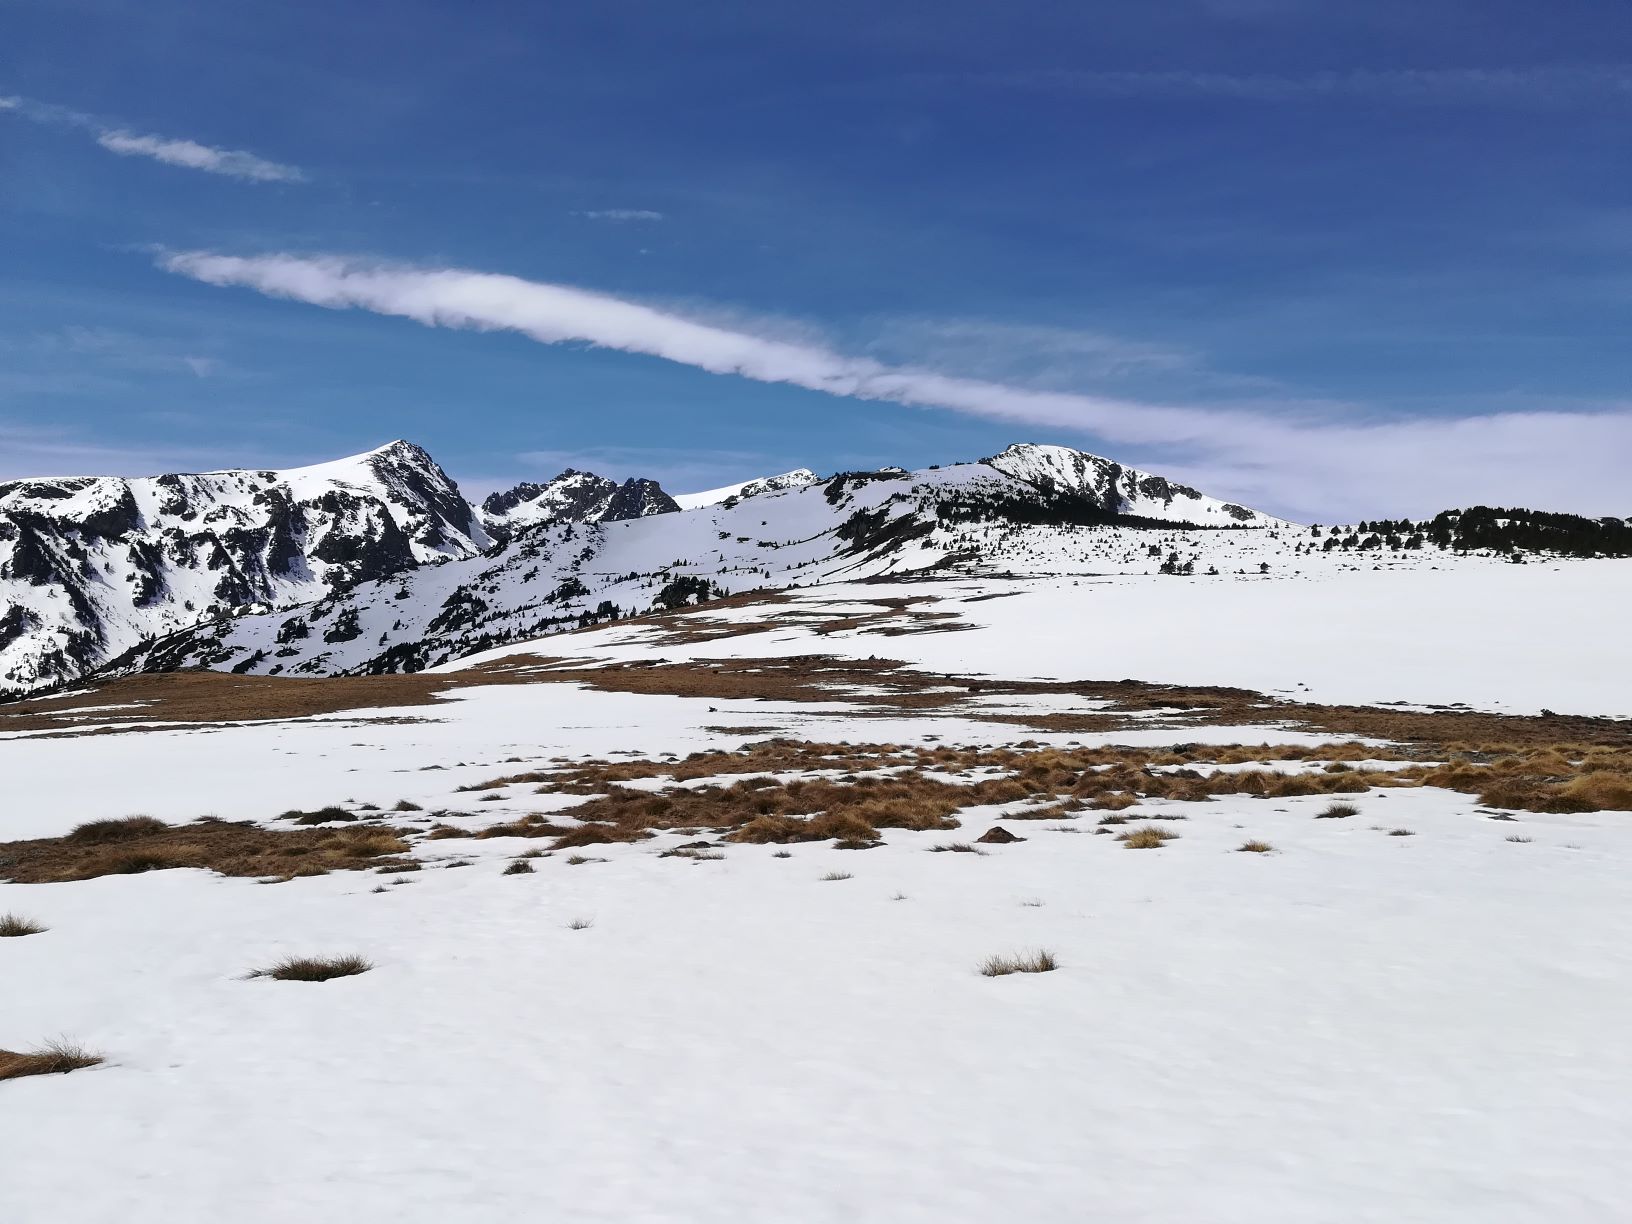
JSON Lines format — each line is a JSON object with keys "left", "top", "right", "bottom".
{"left": 3, "top": 576, "right": 1632, "bottom": 1222}
{"left": 448, "top": 563, "right": 1632, "bottom": 718}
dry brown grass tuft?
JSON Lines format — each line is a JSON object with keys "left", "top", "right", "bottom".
{"left": 820, "top": 870, "right": 853, "bottom": 881}
{"left": 1317, "top": 802, "right": 1360, "bottom": 819}
{"left": 66, "top": 815, "right": 166, "bottom": 844}
{"left": 928, "top": 842, "right": 985, "bottom": 855}
{"left": 1387, "top": 828, "right": 1416, "bottom": 837}
{"left": 248, "top": 954, "right": 372, "bottom": 982}
{"left": 0, "top": 913, "right": 48, "bottom": 937}
{"left": 502, "top": 859, "right": 535, "bottom": 874}
{"left": 567, "top": 917, "right": 595, "bottom": 930}
{"left": 1237, "top": 840, "right": 1275, "bottom": 854}
{"left": 1558, "top": 770, "right": 1632, "bottom": 812}
{"left": 279, "top": 806, "right": 357, "bottom": 825}
{"left": 0, "top": 819, "right": 413, "bottom": 884}
{"left": 1118, "top": 825, "right": 1179, "bottom": 849}
{"left": 979, "top": 950, "right": 1058, "bottom": 977}
{"left": 0, "top": 1039, "right": 103, "bottom": 1081}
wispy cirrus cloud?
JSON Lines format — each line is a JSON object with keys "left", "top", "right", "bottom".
{"left": 152, "top": 249, "right": 1632, "bottom": 519}
{"left": 960, "top": 64, "right": 1632, "bottom": 107}
{"left": 573, "top": 209, "right": 665, "bottom": 222}
{"left": 0, "top": 93, "right": 303, "bottom": 182}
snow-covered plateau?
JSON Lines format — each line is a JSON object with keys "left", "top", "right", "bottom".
{"left": 3, "top": 440, "right": 1631, "bottom": 1223}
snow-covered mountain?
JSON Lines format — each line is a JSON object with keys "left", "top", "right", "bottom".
{"left": 673, "top": 468, "right": 821, "bottom": 510}
{"left": 103, "top": 442, "right": 1295, "bottom": 681}
{"left": 479, "top": 471, "right": 677, "bottom": 541}
{"left": 0, "top": 441, "right": 487, "bottom": 693}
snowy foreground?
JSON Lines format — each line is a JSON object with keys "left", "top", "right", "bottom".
{"left": 4, "top": 572, "right": 1632, "bottom": 1223}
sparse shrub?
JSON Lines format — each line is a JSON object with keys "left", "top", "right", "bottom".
{"left": 1317, "top": 802, "right": 1359, "bottom": 819}
{"left": 279, "top": 806, "right": 356, "bottom": 825}
{"left": 248, "top": 954, "right": 372, "bottom": 982}
{"left": 567, "top": 918, "right": 594, "bottom": 930}
{"left": 503, "top": 859, "right": 535, "bottom": 874}
{"left": 0, "top": 913, "right": 47, "bottom": 937}
{"left": 392, "top": 800, "right": 423, "bottom": 812}
{"left": 1507, "top": 835, "right": 1533, "bottom": 843}
{"left": 820, "top": 871, "right": 853, "bottom": 881}
{"left": 0, "top": 1039, "right": 103, "bottom": 1081}
{"left": 928, "top": 842, "right": 985, "bottom": 855}
{"left": 1387, "top": 828, "right": 1415, "bottom": 837}
{"left": 1117, "top": 825, "right": 1178, "bottom": 849}
{"left": 566, "top": 855, "right": 591, "bottom": 866}
{"left": 979, "top": 950, "right": 1058, "bottom": 977}
{"left": 66, "top": 815, "right": 166, "bottom": 844}
{"left": 661, "top": 847, "right": 725, "bottom": 860}
{"left": 771, "top": 850, "right": 792, "bottom": 859}
{"left": 1237, "top": 840, "right": 1275, "bottom": 854}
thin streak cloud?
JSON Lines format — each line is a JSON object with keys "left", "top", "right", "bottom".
{"left": 0, "top": 93, "right": 303, "bottom": 182}
{"left": 574, "top": 209, "right": 665, "bottom": 222}
{"left": 154, "top": 250, "right": 1632, "bottom": 519}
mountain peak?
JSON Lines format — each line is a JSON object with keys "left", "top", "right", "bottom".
{"left": 479, "top": 469, "right": 678, "bottom": 539}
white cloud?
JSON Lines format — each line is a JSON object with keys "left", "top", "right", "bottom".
{"left": 0, "top": 93, "right": 303, "bottom": 182}
{"left": 95, "top": 130, "right": 302, "bottom": 182}
{"left": 154, "top": 249, "right": 1632, "bottom": 520}
{"left": 575, "top": 209, "right": 664, "bottom": 222}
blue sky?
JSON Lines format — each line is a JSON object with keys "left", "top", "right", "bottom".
{"left": 3, "top": 0, "right": 1630, "bottom": 519}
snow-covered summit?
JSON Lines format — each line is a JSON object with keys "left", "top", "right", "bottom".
{"left": 982, "top": 443, "right": 1281, "bottom": 526}
{"left": 673, "top": 468, "right": 821, "bottom": 510}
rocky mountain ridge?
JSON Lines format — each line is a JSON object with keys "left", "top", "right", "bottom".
{"left": 1, "top": 436, "right": 1336, "bottom": 695}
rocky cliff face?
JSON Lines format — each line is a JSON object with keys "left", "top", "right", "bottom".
{"left": 479, "top": 471, "right": 678, "bottom": 541}
{"left": 0, "top": 440, "right": 487, "bottom": 693}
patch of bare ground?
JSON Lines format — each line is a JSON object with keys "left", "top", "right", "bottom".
{"left": 0, "top": 660, "right": 567, "bottom": 734}
{"left": 435, "top": 734, "right": 1632, "bottom": 852}
{"left": 0, "top": 818, "right": 413, "bottom": 883}
{"left": 0, "top": 1040, "right": 103, "bottom": 1081}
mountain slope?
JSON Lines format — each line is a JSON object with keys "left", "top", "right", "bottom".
{"left": 112, "top": 443, "right": 1294, "bottom": 680}
{"left": 0, "top": 440, "right": 487, "bottom": 693}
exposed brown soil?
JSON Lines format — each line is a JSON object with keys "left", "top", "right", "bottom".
{"left": 0, "top": 817, "right": 413, "bottom": 884}
{"left": 0, "top": 669, "right": 490, "bottom": 734}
